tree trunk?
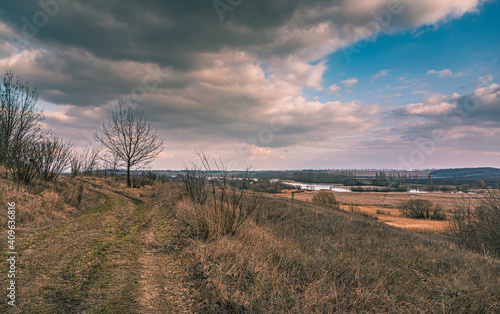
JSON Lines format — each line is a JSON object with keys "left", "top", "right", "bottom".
{"left": 127, "top": 162, "right": 131, "bottom": 187}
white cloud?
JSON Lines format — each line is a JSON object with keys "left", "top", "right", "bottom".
{"left": 327, "top": 84, "right": 341, "bottom": 94}
{"left": 371, "top": 69, "right": 390, "bottom": 81}
{"left": 267, "top": 56, "right": 327, "bottom": 91}
{"left": 378, "top": 93, "right": 403, "bottom": 104}
{"left": 426, "top": 69, "right": 454, "bottom": 78}
{"left": 412, "top": 90, "right": 430, "bottom": 95}
{"left": 405, "top": 101, "right": 456, "bottom": 116}
{"left": 340, "top": 77, "right": 359, "bottom": 87}
{"left": 426, "top": 69, "right": 466, "bottom": 78}
{"left": 481, "top": 75, "right": 494, "bottom": 83}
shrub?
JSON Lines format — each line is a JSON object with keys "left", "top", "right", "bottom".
{"left": 399, "top": 199, "right": 446, "bottom": 220}
{"left": 181, "top": 152, "right": 261, "bottom": 240}
{"left": 449, "top": 191, "right": 500, "bottom": 257}
{"left": 130, "top": 170, "right": 158, "bottom": 188}
{"left": 376, "top": 209, "right": 391, "bottom": 215}
{"left": 311, "top": 190, "right": 339, "bottom": 206}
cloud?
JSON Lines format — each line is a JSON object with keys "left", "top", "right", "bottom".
{"left": 395, "top": 84, "right": 500, "bottom": 128}
{"left": 0, "top": 0, "right": 488, "bottom": 168}
{"left": 426, "top": 69, "right": 465, "bottom": 78}
{"left": 378, "top": 93, "right": 403, "bottom": 104}
{"left": 426, "top": 69, "right": 454, "bottom": 78}
{"left": 371, "top": 69, "right": 390, "bottom": 81}
{"left": 340, "top": 78, "right": 359, "bottom": 87}
{"left": 412, "top": 90, "right": 430, "bottom": 95}
{"left": 327, "top": 84, "right": 341, "bottom": 94}
{"left": 481, "top": 75, "right": 494, "bottom": 83}
{"left": 405, "top": 101, "right": 456, "bottom": 116}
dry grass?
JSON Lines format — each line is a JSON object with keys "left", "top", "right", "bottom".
{"left": 311, "top": 190, "right": 339, "bottom": 206}
{"left": 1, "top": 177, "right": 499, "bottom": 312}
{"left": 0, "top": 176, "right": 103, "bottom": 231}
{"left": 277, "top": 190, "right": 473, "bottom": 232}
{"left": 0, "top": 176, "right": 193, "bottom": 313}
{"left": 177, "top": 195, "right": 500, "bottom": 313}
{"left": 341, "top": 205, "right": 449, "bottom": 232}
{"left": 280, "top": 189, "right": 480, "bottom": 212}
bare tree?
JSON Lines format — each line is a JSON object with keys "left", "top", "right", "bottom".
{"left": 99, "top": 153, "right": 119, "bottom": 177}
{"left": 0, "top": 70, "right": 44, "bottom": 169}
{"left": 71, "top": 145, "right": 101, "bottom": 177}
{"left": 9, "top": 136, "right": 72, "bottom": 184}
{"left": 9, "top": 139, "right": 39, "bottom": 185}
{"left": 70, "top": 153, "right": 83, "bottom": 177}
{"left": 94, "top": 100, "right": 163, "bottom": 187}
{"left": 34, "top": 136, "right": 73, "bottom": 182}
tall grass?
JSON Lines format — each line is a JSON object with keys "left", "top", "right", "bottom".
{"left": 176, "top": 195, "right": 500, "bottom": 312}
{"left": 180, "top": 153, "right": 261, "bottom": 240}
{"left": 449, "top": 191, "right": 500, "bottom": 257}
{"left": 0, "top": 177, "right": 100, "bottom": 228}
{"left": 311, "top": 190, "right": 338, "bottom": 206}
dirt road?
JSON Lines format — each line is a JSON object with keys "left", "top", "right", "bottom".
{"left": 0, "top": 179, "right": 192, "bottom": 313}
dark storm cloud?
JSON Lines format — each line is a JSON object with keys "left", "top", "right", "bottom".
{"left": 0, "top": 0, "right": 488, "bottom": 168}
{"left": 1, "top": 0, "right": 482, "bottom": 67}
{"left": 0, "top": 0, "right": 310, "bottom": 69}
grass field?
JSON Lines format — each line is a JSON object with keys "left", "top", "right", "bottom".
{"left": 1, "top": 176, "right": 499, "bottom": 312}
{"left": 276, "top": 189, "right": 481, "bottom": 231}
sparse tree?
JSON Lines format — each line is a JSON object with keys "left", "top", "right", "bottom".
{"left": 34, "top": 136, "right": 73, "bottom": 182}
{"left": 70, "top": 145, "right": 101, "bottom": 177}
{"left": 100, "top": 153, "right": 119, "bottom": 177}
{"left": 399, "top": 199, "right": 445, "bottom": 220}
{"left": 94, "top": 100, "right": 163, "bottom": 187}
{"left": 0, "top": 70, "right": 44, "bottom": 170}
{"left": 9, "top": 136, "right": 72, "bottom": 184}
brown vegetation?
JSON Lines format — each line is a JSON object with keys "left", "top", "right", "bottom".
{"left": 449, "top": 191, "right": 500, "bottom": 258}
{"left": 311, "top": 190, "right": 339, "bottom": 206}
{"left": 399, "top": 199, "right": 446, "bottom": 220}
{"left": 177, "top": 195, "right": 500, "bottom": 312}
{"left": 180, "top": 153, "right": 261, "bottom": 240}
{"left": 1, "top": 175, "right": 499, "bottom": 312}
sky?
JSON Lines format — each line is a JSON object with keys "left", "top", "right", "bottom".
{"left": 0, "top": 0, "right": 499, "bottom": 170}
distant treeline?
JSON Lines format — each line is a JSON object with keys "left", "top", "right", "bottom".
{"left": 284, "top": 171, "right": 418, "bottom": 187}
{"left": 160, "top": 168, "right": 500, "bottom": 188}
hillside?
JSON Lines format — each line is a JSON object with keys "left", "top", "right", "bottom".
{"left": 0, "top": 176, "right": 499, "bottom": 312}
{"left": 430, "top": 167, "right": 500, "bottom": 181}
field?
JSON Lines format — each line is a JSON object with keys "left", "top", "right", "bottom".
{"left": 0, "top": 176, "right": 499, "bottom": 313}
{"left": 277, "top": 189, "right": 481, "bottom": 231}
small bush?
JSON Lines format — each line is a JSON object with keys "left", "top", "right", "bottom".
{"left": 181, "top": 153, "right": 261, "bottom": 240}
{"left": 130, "top": 171, "right": 158, "bottom": 188}
{"left": 399, "top": 199, "right": 446, "bottom": 220}
{"left": 376, "top": 209, "right": 391, "bottom": 215}
{"left": 449, "top": 191, "right": 500, "bottom": 257}
{"left": 311, "top": 190, "right": 339, "bottom": 206}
